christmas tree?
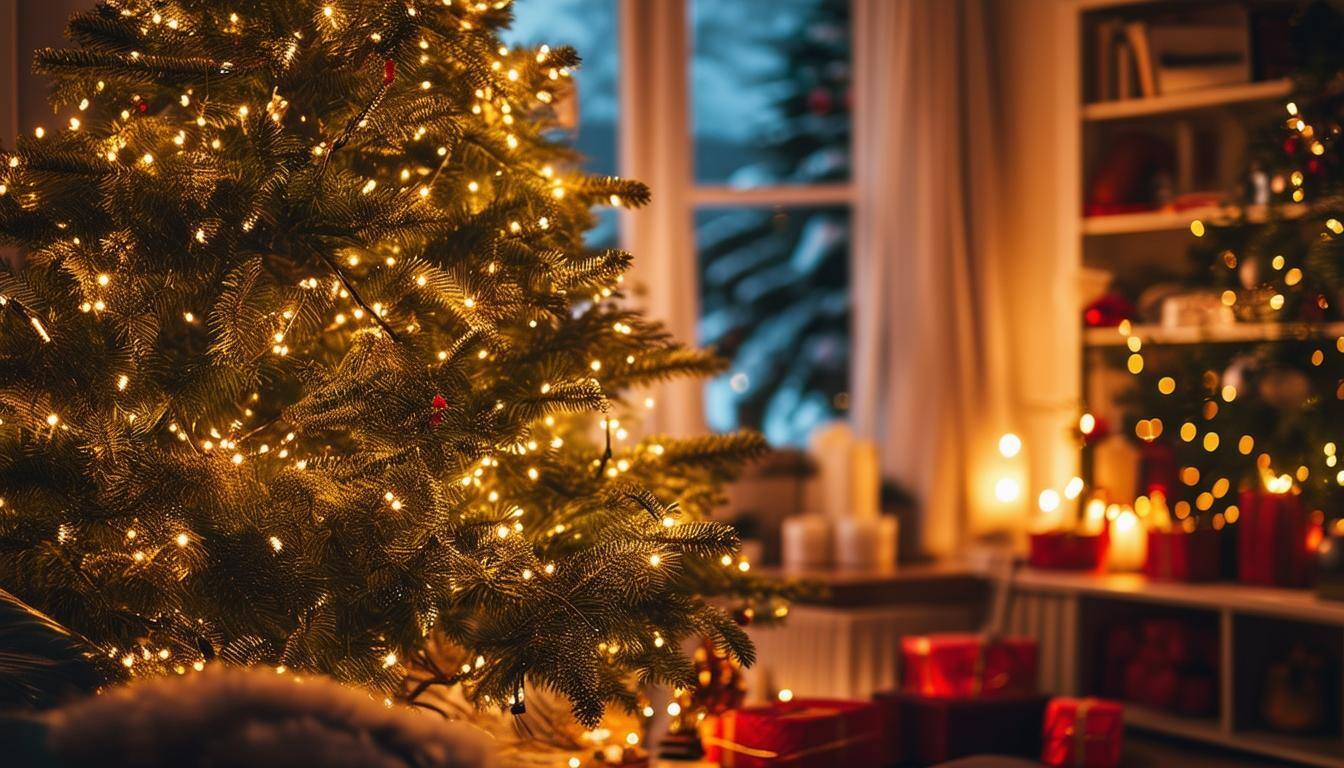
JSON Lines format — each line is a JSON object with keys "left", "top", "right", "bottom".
{"left": 1115, "top": 1, "right": 1344, "bottom": 528}
{"left": 0, "top": 0, "right": 780, "bottom": 726}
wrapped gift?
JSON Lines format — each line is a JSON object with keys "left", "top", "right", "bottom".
{"left": 1237, "top": 489, "right": 1317, "bottom": 587}
{"left": 875, "top": 690, "right": 1048, "bottom": 765}
{"left": 902, "top": 633, "right": 1038, "bottom": 698}
{"left": 1042, "top": 697, "right": 1123, "bottom": 768}
{"left": 702, "top": 699, "right": 882, "bottom": 767}
{"left": 1144, "top": 530, "right": 1221, "bottom": 581}
{"left": 1029, "top": 531, "right": 1108, "bottom": 572}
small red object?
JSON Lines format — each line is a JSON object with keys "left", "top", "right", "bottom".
{"left": 429, "top": 412, "right": 442, "bottom": 427}
{"left": 702, "top": 699, "right": 883, "bottom": 768}
{"left": 875, "top": 690, "right": 1048, "bottom": 765}
{"left": 1082, "top": 291, "right": 1133, "bottom": 328}
{"left": 901, "top": 634, "right": 1038, "bottom": 698}
{"left": 1237, "top": 489, "right": 1318, "bottom": 587}
{"left": 1029, "top": 531, "right": 1109, "bottom": 572}
{"left": 1144, "top": 529, "right": 1221, "bottom": 582}
{"left": 1041, "top": 697, "right": 1123, "bottom": 768}
{"left": 431, "top": 394, "right": 447, "bottom": 410}
{"left": 137, "top": 101, "right": 148, "bottom": 113}
{"left": 384, "top": 59, "right": 396, "bottom": 84}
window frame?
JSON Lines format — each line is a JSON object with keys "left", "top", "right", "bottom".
{"left": 617, "top": 0, "right": 862, "bottom": 437}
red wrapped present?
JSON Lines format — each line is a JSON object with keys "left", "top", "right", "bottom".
{"left": 902, "top": 633, "right": 1038, "bottom": 698}
{"left": 1237, "top": 489, "right": 1318, "bottom": 587}
{"left": 1137, "top": 619, "right": 1217, "bottom": 667}
{"left": 1144, "top": 530, "right": 1221, "bottom": 582}
{"left": 1030, "top": 531, "right": 1108, "bottom": 572}
{"left": 702, "top": 699, "right": 882, "bottom": 767}
{"left": 875, "top": 690, "right": 1048, "bottom": 765}
{"left": 1042, "top": 697, "right": 1123, "bottom": 768}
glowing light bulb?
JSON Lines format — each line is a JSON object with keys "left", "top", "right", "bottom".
{"left": 998, "top": 433, "right": 1022, "bottom": 458}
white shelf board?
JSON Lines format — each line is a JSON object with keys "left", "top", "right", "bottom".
{"left": 1084, "top": 321, "right": 1344, "bottom": 348}
{"left": 1083, "top": 79, "right": 1294, "bottom": 122}
{"left": 1014, "top": 569, "right": 1344, "bottom": 626}
{"left": 1081, "top": 203, "right": 1306, "bottom": 236}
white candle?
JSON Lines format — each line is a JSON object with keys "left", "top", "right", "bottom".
{"left": 1108, "top": 508, "right": 1147, "bottom": 571}
{"left": 833, "top": 516, "right": 898, "bottom": 571}
{"left": 781, "top": 514, "right": 832, "bottom": 571}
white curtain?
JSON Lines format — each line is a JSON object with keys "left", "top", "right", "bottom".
{"left": 852, "top": 0, "right": 1017, "bottom": 557}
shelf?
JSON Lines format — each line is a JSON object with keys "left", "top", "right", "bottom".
{"left": 1084, "top": 321, "right": 1344, "bottom": 348}
{"left": 1082, "top": 78, "right": 1294, "bottom": 122}
{"left": 1081, "top": 202, "right": 1306, "bottom": 236}
{"left": 1126, "top": 706, "right": 1344, "bottom": 768}
{"left": 1013, "top": 569, "right": 1344, "bottom": 626}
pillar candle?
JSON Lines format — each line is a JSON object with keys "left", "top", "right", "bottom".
{"left": 1108, "top": 508, "right": 1147, "bottom": 571}
{"left": 781, "top": 514, "right": 832, "bottom": 571}
{"left": 833, "top": 515, "right": 898, "bottom": 571}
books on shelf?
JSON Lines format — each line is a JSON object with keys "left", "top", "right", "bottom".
{"left": 1092, "top": 9, "right": 1254, "bottom": 103}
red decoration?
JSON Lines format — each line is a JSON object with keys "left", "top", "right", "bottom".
{"left": 1029, "top": 531, "right": 1108, "bottom": 572}
{"left": 875, "top": 690, "right": 1048, "bottom": 765}
{"left": 384, "top": 59, "right": 397, "bottom": 85}
{"left": 901, "top": 634, "right": 1038, "bottom": 698}
{"left": 1082, "top": 291, "right": 1134, "bottom": 328}
{"left": 1237, "top": 489, "right": 1318, "bottom": 588}
{"left": 431, "top": 394, "right": 447, "bottom": 410}
{"left": 137, "top": 101, "right": 148, "bottom": 113}
{"left": 702, "top": 699, "right": 883, "bottom": 768}
{"left": 1138, "top": 441, "right": 1178, "bottom": 497}
{"left": 1144, "top": 529, "right": 1221, "bottom": 582}
{"left": 1041, "top": 697, "right": 1123, "bottom": 768}
{"left": 1106, "top": 618, "right": 1219, "bottom": 716}
{"left": 806, "top": 87, "right": 833, "bottom": 115}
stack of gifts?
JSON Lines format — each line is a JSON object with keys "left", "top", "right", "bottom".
{"left": 1103, "top": 618, "right": 1218, "bottom": 716}
{"left": 700, "top": 699, "right": 884, "bottom": 767}
{"left": 875, "top": 633, "right": 1048, "bottom": 765}
{"left": 1029, "top": 493, "right": 1109, "bottom": 572}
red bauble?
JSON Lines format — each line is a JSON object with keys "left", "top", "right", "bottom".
{"left": 384, "top": 59, "right": 396, "bottom": 85}
{"left": 1083, "top": 291, "right": 1134, "bottom": 327}
{"left": 431, "top": 394, "right": 447, "bottom": 410}
{"left": 429, "top": 412, "right": 443, "bottom": 427}
{"left": 1308, "top": 158, "right": 1322, "bottom": 175}
{"left": 137, "top": 101, "right": 148, "bottom": 113}
{"left": 806, "top": 87, "right": 833, "bottom": 115}
{"left": 1284, "top": 136, "right": 1299, "bottom": 155}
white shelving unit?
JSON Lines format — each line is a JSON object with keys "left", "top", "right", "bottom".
{"left": 1009, "top": 570, "right": 1344, "bottom": 768}
{"left": 1051, "top": 1, "right": 1343, "bottom": 764}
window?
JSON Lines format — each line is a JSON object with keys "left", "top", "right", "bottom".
{"left": 690, "top": 0, "right": 853, "bottom": 445}
{"left": 504, "top": 0, "right": 855, "bottom": 445}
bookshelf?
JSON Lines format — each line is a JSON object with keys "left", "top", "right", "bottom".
{"left": 1051, "top": 1, "right": 1342, "bottom": 764}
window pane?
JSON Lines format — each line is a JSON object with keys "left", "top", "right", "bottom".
{"left": 503, "top": 0, "right": 620, "bottom": 178}
{"left": 691, "top": 0, "right": 851, "bottom": 187}
{"left": 503, "top": 0, "right": 619, "bottom": 248}
{"left": 698, "top": 207, "right": 850, "bottom": 445}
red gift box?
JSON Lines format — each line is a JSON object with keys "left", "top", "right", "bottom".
{"left": 902, "top": 633, "right": 1038, "bottom": 698}
{"left": 1237, "top": 489, "right": 1319, "bottom": 588}
{"left": 1144, "top": 530, "right": 1221, "bottom": 581}
{"left": 875, "top": 690, "right": 1048, "bottom": 765}
{"left": 1030, "top": 531, "right": 1108, "bottom": 572}
{"left": 1042, "top": 697, "right": 1123, "bottom": 768}
{"left": 702, "top": 699, "right": 882, "bottom": 767}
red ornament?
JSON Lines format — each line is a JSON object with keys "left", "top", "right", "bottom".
{"left": 1083, "top": 291, "right": 1133, "bottom": 328}
{"left": 806, "top": 87, "right": 833, "bottom": 115}
{"left": 137, "top": 101, "right": 148, "bottom": 114}
{"left": 429, "top": 412, "right": 443, "bottom": 427}
{"left": 383, "top": 59, "right": 396, "bottom": 85}
{"left": 1308, "top": 158, "right": 1322, "bottom": 175}
{"left": 431, "top": 394, "right": 447, "bottom": 410}
{"left": 1284, "top": 136, "right": 1299, "bottom": 155}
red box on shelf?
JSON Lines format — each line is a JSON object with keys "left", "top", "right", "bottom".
{"left": 1144, "top": 530, "right": 1221, "bottom": 581}
{"left": 702, "top": 699, "right": 883, "bottom": 767}
{"left": 875, "top": 690, "right": 1048, "bottom": 765}
{"left": 1042, "top": 697, "right": 1123, "bottom": 768}
{"left": 1237, "top": 489, "right": 1319, "bottom": 588}
{"left": 902, "top": 634, "right": 1038, "bottom": 698}
{"left": 1029, "top": 531, "right": 1108, "bottom": 572}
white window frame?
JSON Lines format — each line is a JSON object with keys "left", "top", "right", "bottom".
{"left": 618, "top": 0, "right": 863, "bottom": 436}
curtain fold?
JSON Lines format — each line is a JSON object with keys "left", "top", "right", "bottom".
{"left": 852, "top": 0, "right": 1016, "bottom": 556}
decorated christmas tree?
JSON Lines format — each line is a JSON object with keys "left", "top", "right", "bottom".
{"left": 0, "top": 0, "right": 783, "bottom": 727}
{"left": 1115, "top": 1, "right": 1344, "bottom": 528}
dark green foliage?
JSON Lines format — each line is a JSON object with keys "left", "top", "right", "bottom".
{"left": 0, "top": 0, "right": 781, "bottom": 726}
